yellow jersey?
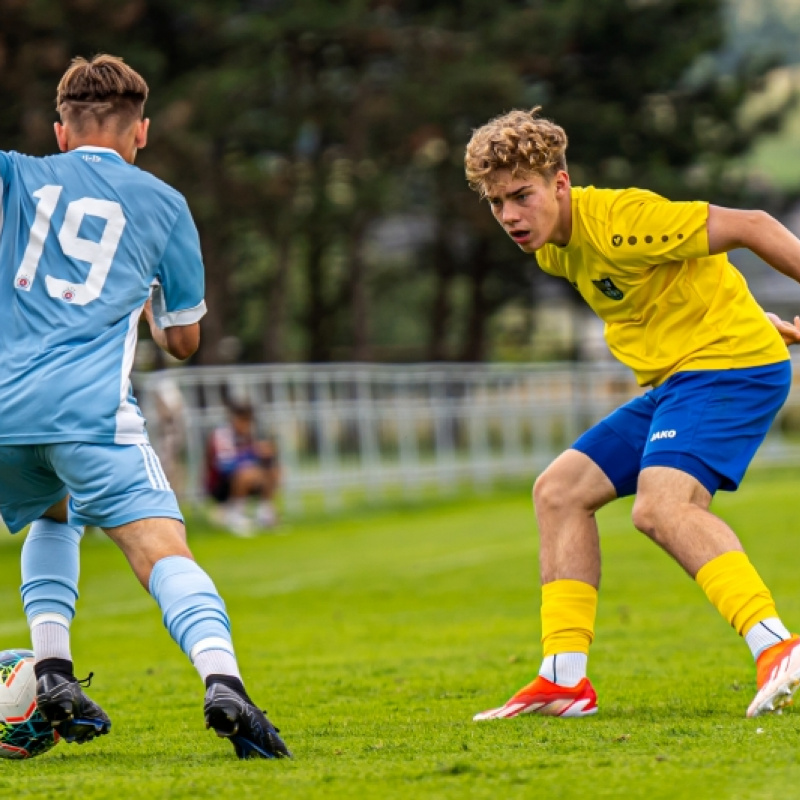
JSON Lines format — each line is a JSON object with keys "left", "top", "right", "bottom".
{"left": 535, "top": 186, "right": 789, "bottom": 386}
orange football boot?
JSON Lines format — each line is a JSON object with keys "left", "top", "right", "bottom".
{"left": 473, "top": 675, "right": 598, "bottom": 720}
{"left": 747, "top": 634, "right": 800, "bottom": 718}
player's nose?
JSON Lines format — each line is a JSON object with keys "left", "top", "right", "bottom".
{"left": 501, "top": 205, "right": 520, "bottom": 225}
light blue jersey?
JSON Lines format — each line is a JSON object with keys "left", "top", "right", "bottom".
{"left": 0, "top": 145, "right": 206, "bottom": 444}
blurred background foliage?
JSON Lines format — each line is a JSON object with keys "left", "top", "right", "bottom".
{"left": 1, "top": 0, "right": 798, "bottom": 364}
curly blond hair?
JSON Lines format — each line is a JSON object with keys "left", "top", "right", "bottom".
{"left": 57, "top": 54, "right": 149, "bottom": 133}
{"left": 464, "top": 107, "right": 568, "bottom": 196}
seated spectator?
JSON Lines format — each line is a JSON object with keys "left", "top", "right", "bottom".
{"left": 205, "top": 401, "right": 280, "bottom": 536}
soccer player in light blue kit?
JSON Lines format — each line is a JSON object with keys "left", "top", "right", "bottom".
{"left": 0, "top": 54, "right": 290, "bottom": 759}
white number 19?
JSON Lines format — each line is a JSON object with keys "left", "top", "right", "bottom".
{"left": 14, "top": 184, "right": 126, "bottom": 306}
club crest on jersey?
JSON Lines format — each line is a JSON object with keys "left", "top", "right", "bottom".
{"left": 592, "top": 278, "right": 624, "bottom": 301}
{"left": 62, "top": 287, "right": 77, "bottom": 302}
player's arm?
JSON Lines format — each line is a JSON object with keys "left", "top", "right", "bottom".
{"left": 143, "top": 298, "right": 199, "bottom": 360}
{"left": 707, "top": 205, "right": 800, "bottom": 345}
{"left": 152, "top": 199, "right": 206, "bottom": 359}
{"left": 707, "top": 205, "right": 800, "bottom": 283}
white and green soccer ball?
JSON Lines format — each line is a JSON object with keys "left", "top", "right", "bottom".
{"left": 0, "top": 649, "right": 59, "bottom": 759}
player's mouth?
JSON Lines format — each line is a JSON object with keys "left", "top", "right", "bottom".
{"left": 508, "top": 229, "right": 532, "bottom": 245}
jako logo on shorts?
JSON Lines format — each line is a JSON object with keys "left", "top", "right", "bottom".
{"left": 650, "top": 430, "right": 677, "bottom": 442}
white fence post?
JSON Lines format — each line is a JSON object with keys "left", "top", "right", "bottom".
{"left": 135, "top": 357, "right": 800, "bottom": 516}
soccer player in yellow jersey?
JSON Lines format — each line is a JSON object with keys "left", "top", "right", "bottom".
{"left": 465, "top": 107, "right": 800, "bottom": 720}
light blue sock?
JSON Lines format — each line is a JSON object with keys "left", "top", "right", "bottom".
{"left": 149, "top": 556, "right": 235, "bottom": 668}
{"left": 20, "top": 519, "right": 82, "bottom": 625}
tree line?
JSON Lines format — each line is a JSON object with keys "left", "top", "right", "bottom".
{"left": 0, "top": 0, "right": 793, "bottom": 364}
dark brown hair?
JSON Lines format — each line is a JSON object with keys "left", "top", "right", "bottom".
{"left": 56, "top": 54, "right": 149, "bottom": 133}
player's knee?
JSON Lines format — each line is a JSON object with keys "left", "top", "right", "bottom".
{"left": 631, "top": 493, "right": 663, "bottom": 538}
{"left": 533, "top": 467, "right": 574, "bottom": 516}
{"left": 233, "top": 464, "right": 262, "bottom": 489}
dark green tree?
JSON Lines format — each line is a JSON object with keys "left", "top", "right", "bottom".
{"left": 0, "top": 0, "right": 793, "bottom": 363}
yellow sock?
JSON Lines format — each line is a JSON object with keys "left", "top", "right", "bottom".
{"left": 541, "top": 579, "right": 597, "bottom": 657}
{"left": 696, "top": 551, "right": 778, "bottom": 636}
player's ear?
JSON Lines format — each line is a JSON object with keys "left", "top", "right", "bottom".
{"left": 554, "top": 169, "right": 570, "bottom": 196}
{"left": 134, "top": 118, "right": 149, "bottom": 151}
{"left": 54, "top": 122, "right": 68, "bottom": 153}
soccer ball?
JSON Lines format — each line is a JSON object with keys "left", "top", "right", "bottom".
{"left": 0, "top": 649, "right": 58, "bottom": 759}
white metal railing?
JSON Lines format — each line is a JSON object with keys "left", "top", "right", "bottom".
{"left": 134, "top": 358, "right": 800, "bottom": 514}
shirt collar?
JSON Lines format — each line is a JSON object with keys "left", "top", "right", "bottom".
{"left": 72, "top": 145, "right": 126, "bottom": 162}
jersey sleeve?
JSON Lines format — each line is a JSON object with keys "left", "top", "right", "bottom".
{"left": 598, "top": 188, "right": 710, "bottom": 268}
{"left": 0, "top": 152, "right": 11, "bottom": 221}
{"left": 0, "top": 152, "right": 11, "bottom": 182}
{"left": 152, "top": 200, "right": 207, "bottom": 329}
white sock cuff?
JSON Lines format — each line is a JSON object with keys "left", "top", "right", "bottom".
{"left": 539, "top": 652, "right": 588, "bottom": 687}
{"left": 30, "top": 613, "right": 70, "bottom": 629}
{"left": 190, "top": 637, "right": 235, "bottom": 662}
{"left": 745, "top": 617, "right": 792, "bottom": 660}
{"left": 31, "top": 617, "right": 72, "bottom": 662}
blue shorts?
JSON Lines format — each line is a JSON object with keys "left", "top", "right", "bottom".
{"left": 572, "top": 362, "right": 792, "bottom": 497}
{"left": 0, "top": 442, "right": 183, "bottom": 533}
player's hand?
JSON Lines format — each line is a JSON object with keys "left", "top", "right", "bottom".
{"left": 142, "top": 297, "right": 154, "bottom": 324}
{"left": 766, "top": 311, "right": 800, "bottom": 346}
{"left": 142, "top": 297, "right": 169, "bottom": 350}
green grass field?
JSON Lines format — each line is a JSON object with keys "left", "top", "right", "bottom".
{"left": 1, "top": 468, "right": 800, "bottom": 799}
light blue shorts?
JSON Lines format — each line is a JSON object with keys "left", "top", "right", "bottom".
{"left": 0, "top": 442, "right": 183, "bottom": 533}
